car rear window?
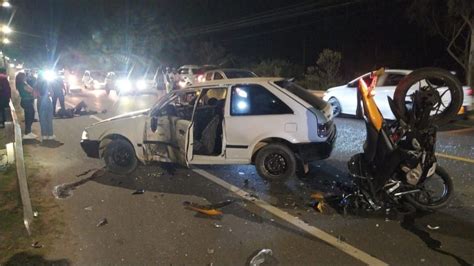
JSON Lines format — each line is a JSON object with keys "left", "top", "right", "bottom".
{"left": 274, "top": 80, "right": 327, "bottom": 109}
{"left": 223, "top": 70, "right": 257, "bottom": 79}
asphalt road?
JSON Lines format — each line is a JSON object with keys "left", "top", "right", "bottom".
{"left": 24, "top": 88, "right": 474, "bottom": 265}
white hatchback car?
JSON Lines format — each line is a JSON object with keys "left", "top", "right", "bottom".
{"left": 81, "top": 77, "right": 336, "bottom": 181}
{"left": 324, "top": 69, "right": 472, "bottom": 119}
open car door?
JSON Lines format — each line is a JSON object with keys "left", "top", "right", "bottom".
{"left": 144, "top": 91, "right": 198, "bottom": 165}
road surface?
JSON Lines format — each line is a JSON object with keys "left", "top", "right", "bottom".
{"left": 20, "top": 88, "right": 474, "bottom": 265}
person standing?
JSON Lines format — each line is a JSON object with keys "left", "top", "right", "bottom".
{"left": 51, "top": 77, "right": 65, "bottom": 116}
{"left": 36, "top": 74, "right": 55, "bottom": 140}
{"left": 16, "top": 72, "right": 37, "bottom": 139}
{"left": 0, "top": 67, "right": 11, "bottom": 128}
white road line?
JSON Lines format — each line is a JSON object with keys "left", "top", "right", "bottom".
{"left": 192, "top": 168, "right": 387, "bottom": 266}
{"left": 89, "top": 115, "right": 103, "bottom": 122}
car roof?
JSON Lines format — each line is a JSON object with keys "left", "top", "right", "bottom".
{"left": 205, "top": 68, "right": 254, "bottom": 73}
{"left": 189, "top": 77, "right": 284, "bottom": 88}
{"left": 178, "top": 65, "right": 200, "bottom": 69}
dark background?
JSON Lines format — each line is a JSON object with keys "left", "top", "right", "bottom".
{"left": 2, "top": 0, "right": 458, "bottom": 80}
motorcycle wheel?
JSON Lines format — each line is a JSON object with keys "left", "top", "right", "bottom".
{"left": 393, "top": 68, "right": 463, "bottom": 126}
{"left": 405, "top": 166, "right": 453, "bottom": 211}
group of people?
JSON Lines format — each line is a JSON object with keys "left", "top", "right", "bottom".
{"left": 0, "top": 67, "right": 67, "bottom": 141}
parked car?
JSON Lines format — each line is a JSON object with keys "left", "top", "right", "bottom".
{"left": 82, "top": 70, "right": 105, "bottom": 90}
{"left": 81, "top": 77, "right": 336, "bottom": 181}
{"left": 176, "top": 65, "right": 202, "bottom": 87}
{"left": 114, "top": 71, "right": 159, "bottom": 95}
{"left": 203, "top": 69, "right": 257, "bottom": 82}
{"left": 323, "top": 69, "right": 473, "bottom": 119}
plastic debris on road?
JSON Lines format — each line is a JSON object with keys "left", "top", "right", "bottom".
{"left": 96, "top": 218, "right": 108, "bottom": 227}
{"left": 84, "top": 206, "right": 93, "bottom": 211}
{"left": 249, "top": 249, "right": 273, "bottom": 266}
{"left": 427, "top": 225, "right": 440, "bottom": 230}
{"left": 213, "top": 223, "right": 223, "bottom": 228}
{"left": 207, "top": 248, "right": 215, "bottom": 254}
{"left": 33, "top": 211, "right": 39, "bottom": 217}
{"left": 31, "top": 241, "right": 43, "bottom": 248}
{"left": 183, "top": 199, "right": 234, "bottom": 216}
{"left": 132, "top": 189, "right": 145, "bottom": 195}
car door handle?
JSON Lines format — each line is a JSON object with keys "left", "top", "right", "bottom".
{"left": 179, "top": 129, "right": 185, "bottom": 135}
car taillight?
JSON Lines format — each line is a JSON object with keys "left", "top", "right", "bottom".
{"left": 467, "top": 87, "right": 473, "bottom": 96}
{"left": 197, "top": 74, "right": 205, "bottom": 82}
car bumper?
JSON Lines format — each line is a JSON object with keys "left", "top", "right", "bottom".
{"left": 80, "top": 139, "right": 100, "bottom": 158}
{"left": 297, "top": 127, "right": 337, "bottom": 161}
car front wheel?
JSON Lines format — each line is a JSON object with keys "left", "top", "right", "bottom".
{"left": 328, "top": 97, "right": 342, "bottom": 117}
{"left": 255, "top": 143, "right": 296, "bottom": 182}
{"left": 103, "top": 138, "right": 138, "bottom": 175}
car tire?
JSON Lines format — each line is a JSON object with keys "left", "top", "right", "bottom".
{"left": 255, "top": 143, "right": 296, "bottom": 182}
{"left": 328, "top": 97, "right": 342, "bottom": 117}
{"left": 103, "top": 138, "right": 138, "bottom": 175}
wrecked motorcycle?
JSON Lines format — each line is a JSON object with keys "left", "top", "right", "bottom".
{"left": 345, "top": 68, "right": 463, "bottom": 211}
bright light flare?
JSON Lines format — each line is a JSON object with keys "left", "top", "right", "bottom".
{"left": 1, "top": 25, "right": 12, "bottom": 34}
{"left": 44, "top": 70, "right": 57, "bottom": 81}
{"left": 2, "top": 38, "right": 10, "bottom": 44}
{"left": 136, "top": 79, "right": 147, "bottom": 90}
{"left": 67, "top": 75, "right": 77, "bottom": 86}
{"left": 116, "top": 79, "right": 132, "bottom": 91}
{"left": 2, "top": 2, "right": 11, "bottom": 8}
{"left": 178, "top": 80, "right": 187, "bottom": 88}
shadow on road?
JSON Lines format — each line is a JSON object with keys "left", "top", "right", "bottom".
{"left": 4, "top": 252, "right": 70, "bottom": 266}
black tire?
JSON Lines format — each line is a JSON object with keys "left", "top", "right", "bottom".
{"left": 393, "top": 67, "right": 463, "bottom": 126}
{"left": 405, "top": 166, "right": 453, "bottom": 211}
{"left": 255, "top": 143, "right": 296, "bottom": 182}
{"left": 328, "top": 97, "right": 342, "bottom": 117}
{"left": 103, "top": 138, "right": 138, "bottom": 175}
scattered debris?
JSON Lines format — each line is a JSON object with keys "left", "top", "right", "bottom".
{"left": 183, "top": 200, "right": 234, "bottom": 216}
{"left": 238, "top": 172, "right": 245, "bottom": 175}
{"left": 84, "top": 206, "right": 93, "bottom": 211}
{"left": 96, "top": 218, "right": 108, "bottom": 227}
{"left": 101, "top": 109, "right": 107, "bottom": 114}
{"left": 243, "top": 179, "right": 249, "bottom": 186}
{"left": 207, "top": 248, "right": 215, "bottom": 254}
{"left": 376, "top": 223, "right": 379, "bottom": 227}
{"left": 337, "top": 235, "right": 346, "bottom": 243}
{"left": 132, "top": 189, "right": 145, "bottom": 195}
{"left": 310, "top": 192, "right": 326, "bottom": 201}
{"left": 427, "top": 225, "right": 440, "bottom": 230}
{"left": 31, "top": 241, "right": 43, "bottom": 248}
{"left": 76, "top": 168, "right": 97, "bottom": 177}
{"left": 33, "top": 211, "right": 39, "bottom": 217}
{"left": 249, "top": 249, "right": 273, "bottom": 266}
{"left": 213, "top": 223, "right": 223, "bottom": 228}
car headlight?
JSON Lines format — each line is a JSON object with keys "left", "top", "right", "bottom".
{"left": 116, "top": 79, "right": 132, "bottom": 91}
{"left": 81, "top": 130, "right": 89, "bottom": 140}
{"left": 178, "top": 80, "right": 187, "bottom": 88}
{"left": 136, "top": 79, "right": 147, "bottom": 90}
{"left": 68, "top": 75, "right": 77, "bottom": 86}
{"left": 44, "top": 70, "right": 57, "bottom": 82}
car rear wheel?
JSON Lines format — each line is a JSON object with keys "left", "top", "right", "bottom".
{"left": 328, "top": 97, "right": 342, "bottom": 117}
{"left": 104, "top": 138, "right": 138, "bottom": 175}
{"left": 255, "top": 143, "right": 296, "bottom": 182}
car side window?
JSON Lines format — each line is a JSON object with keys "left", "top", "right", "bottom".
{"left": 206, "top": 72, "right": 213, "bottom": 81}
{"left": 214, "top": 72, "right": 224, "bottom": 80}
{"left": 230, "top": 84, "right": 293, "bottom": 116}
{"left": 383, "top": 74, "right": 405, "bottom": 86}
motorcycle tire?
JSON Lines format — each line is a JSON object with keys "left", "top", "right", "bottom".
{"left": 404, "top": 166, "right": 453, "bottom": 211}
{"left": 393, "top": 68, "right": 463, "bottom": 126}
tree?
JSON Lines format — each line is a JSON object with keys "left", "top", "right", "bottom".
{"left": 302, "top": 49, "right": 343, "bottom": 90}
{"left": 251, "top": 59, "right": 303, "bottom": 78}
{"left": 408, "top": 0, "right": 474, "bottom": 85}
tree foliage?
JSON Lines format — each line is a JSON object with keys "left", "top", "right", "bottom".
{"left": 301, "top": 49, "right": 343, "bottom": 90}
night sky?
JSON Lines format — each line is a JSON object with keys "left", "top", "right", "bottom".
{"left": 2, "top": 0, "right": 458, "bottom": 79}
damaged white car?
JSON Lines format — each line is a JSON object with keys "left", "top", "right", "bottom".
{"left": 80, "top": 77, "right": 336, "bottom": 181}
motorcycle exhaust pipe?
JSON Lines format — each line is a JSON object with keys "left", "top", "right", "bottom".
{"left": 394, "top": 189, "right": 421, "bottom": 197}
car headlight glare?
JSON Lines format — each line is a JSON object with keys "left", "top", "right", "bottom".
{"left": 136, "top": 79, "right": 147, "bottom": 90}
{"left": 116, "top": 79, "right": 131, "bottom": 91}
{"left": 81, "top": 130, "right": 89, "bottom": 140}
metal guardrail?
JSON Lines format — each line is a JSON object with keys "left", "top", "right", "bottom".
{"left": 8, "top": 99, "right": 34, "bottom": 235}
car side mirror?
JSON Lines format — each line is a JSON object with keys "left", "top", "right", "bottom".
{"left": 150, "top": 117, "right": 158, "bottom": 132}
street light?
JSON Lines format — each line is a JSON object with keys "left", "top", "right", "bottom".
{"left": 1, "top": 25, "right": 11, "bottom": 34}
{"left": 1, "top": 1, "right": 11, "bottom": 8}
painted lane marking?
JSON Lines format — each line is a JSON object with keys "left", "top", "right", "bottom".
{"left": 192, "top": 168, "right": 387, "bottom": 266}
{"left": 436, "top": 153, "right": 474, "bottom": 164}
{"left": 89, "top": 115, "right": 102, "bottom": 122}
